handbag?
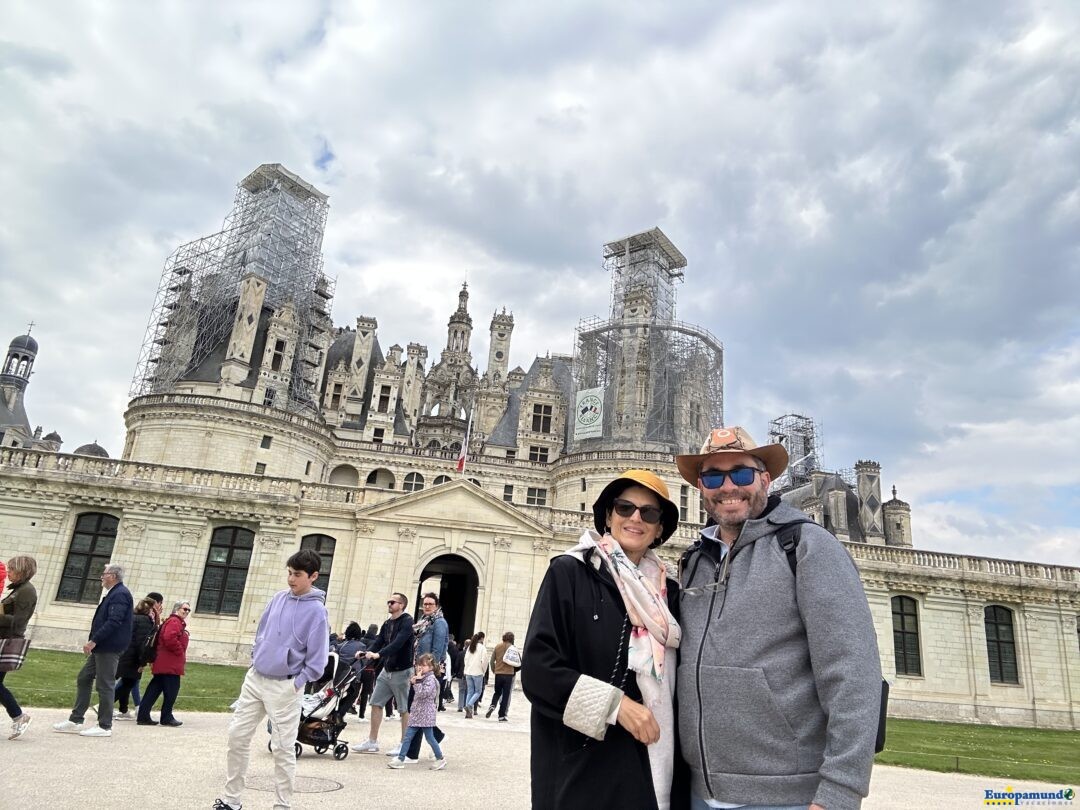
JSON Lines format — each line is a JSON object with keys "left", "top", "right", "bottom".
{"left": 0, "top": 637, "right": 30, "bottom": 672}
{"left": 502, "top": 644, "right": 522, "bottom": 667}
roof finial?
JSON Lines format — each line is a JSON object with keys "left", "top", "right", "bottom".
{"left": 892, "top": 485, "right": 897, "bottom": 499}
{"left": 26, "top": 320, "right": 35, "bottom": 335}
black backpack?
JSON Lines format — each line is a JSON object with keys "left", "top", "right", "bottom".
{"left": 777, "top": 521, "right": 889, "bottom": 754}
{"left": 138, "top": 625, "right": 159, "bottom": 667}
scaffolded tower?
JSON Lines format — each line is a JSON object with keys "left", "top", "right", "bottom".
{"left": 768, "top": 413, "right": 822, "bottom": 490}
{"left": 131, "top": 164, "right": 335, "bottom": 412}
{"left": 572, "top": 228, "right": 723, "bottom": 453}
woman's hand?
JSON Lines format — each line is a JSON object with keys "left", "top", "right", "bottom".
{"left": 616, "top": 695, "right": 660, "bottom": 745}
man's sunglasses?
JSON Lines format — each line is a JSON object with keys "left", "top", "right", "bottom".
{"left": 699, "top": 466, "right": 760, "bottom": 489}
{"left": 387, "top": 599, "right": 399, "bottom": 605}
{"left": 611, "top": 498, "right": 663, "bottom": 525}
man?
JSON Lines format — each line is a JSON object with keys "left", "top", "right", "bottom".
{"left": 676, "top": 427, "right": 881, "bottom": 810}
{"left": 485, "top": 631, "right": 518, "bottom": 721}
{"left": 52, "top": 563, "right": 134, "bottom": 738}
{"left": 214, "top": 549, "right": 329, "bottom": 810}
{"left": 350, "top": 592, "right": 414, "bottom": 755}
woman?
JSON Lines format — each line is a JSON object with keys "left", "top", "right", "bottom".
{"left": 114, "top": 597, "right": 158, "bottom": 719}
{"left": 0, "top": 555, "right": 38, "bottom": 740}
{"left": 403, "top": 592, "right": 449, "bottom": 760}
{"left": 461, "top": 631, "right": 488, "bottom": 719}
{"left": 522, "top": 469, "right": 685, "bottom": 810}
{"left": 136, "top": 599, "right": 191, "bottom": 727}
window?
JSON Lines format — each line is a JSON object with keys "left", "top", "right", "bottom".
{"left": 468, "top": 477, "right": 482, "bottom": 487}
{"left": 984, "top": 605, "right": 1019, "bottom": 684}
{"left": 270, "top": 339, "right": 286, "bottom": 371}
{"left": 304, "top": 460, "right": 312, "bottom": 476}
{"left": 503, "top": 484, "right": 514, "bottom": 503}
{"left": 300, "top": 534, "right": 336, "bottom": 597}
{"left": 526, "top": 487, "right": 548, "bottom": 506}
{"left": 505, "top": 449, "right": 516, "bottom": 460}
{"left": 680, "top": 485, "right": 689, "bottom": 521}
{"left": 330, "top": 383, "right": 342, "bottom": 410}
{"left": 372, "top": 428, "right": 385, "bottom": 444}
{"left": 580, "top": 502, "right": 586, "bottom": 512}
{"left": 377, "top": 385, "right": 391, "bottom": 413}
{"left": 531, "top": 404, "right": 552, "bottom": 433}
{"left": 698, "top": 501, "right": 706, "bottom": 525}
{"left": 891, "top": 596, "right": 922, "bottom": 676}
{"left": 581, "top": 478, "right": 586, "bottom": 492}
{"left": 403, "top": 472, "right": 425, "bottom": 492}
{"left": 434, "top": 475, "right": 451, "bottom": 486}
{"left": 263, "top": 388, "right": 276, "bottom": 407}
{"left": 254, "top": 462, "right": 266, "bottom": 476}
{"left": 529, "top": 446, "right": 549, "bottom": 463}
{"left": 197, "top": 527, "right": 254, "bottom": 615}
{"left": 260, "top": 435, "right": 272, "bottom": 449}
{"left": 57, "top": 512, "right": 118, "bottom": 603}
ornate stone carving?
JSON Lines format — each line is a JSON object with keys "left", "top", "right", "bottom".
{"left": 493, "top": 536, "right": 513, "bottom": 549}
{"left": 40, "top": 512, "right": 65, "bottom": 529}
{"left": 398, "top": 527, "right": 417, "bottom": 540}
{"left": 121, "top": 521, "right": 146, "bottom": 544}
{"left": 257, "top": 534, "right": 283, "bottom": 548}
{"left": 357, "top": 522, "right": 376, "bottom": 534}
{"left": 180, "top": 527, "right": 202, "bottom": 547}
{"left": 533, "top": 539, "right": 552, "bottom": 553}
{"left": 967, "top": 605, "right": 984, "bottom": 620}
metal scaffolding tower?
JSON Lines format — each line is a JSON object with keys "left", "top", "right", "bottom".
{"left": 768, "top": 413, "right": 822, "bottom": 490}
{"left": 573, "top": 228, "right": 723, "bottom": 453}
{"left": 131, "top": 164, "right": 335, "bottom": 412}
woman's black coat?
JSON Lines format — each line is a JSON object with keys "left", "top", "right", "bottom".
{"left": 116, "top": 613, "right": 156, "bottom": 679}
{"left": 522, "top": 550, "right": 687, "bottom": 810}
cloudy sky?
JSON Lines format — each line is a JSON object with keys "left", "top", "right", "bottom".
{"left": 2, "top": 1, "right": 1078, "bottom": 565}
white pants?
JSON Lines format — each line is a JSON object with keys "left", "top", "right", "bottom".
{"left": 223, "top": 669, "right": 303, "bottom": 810}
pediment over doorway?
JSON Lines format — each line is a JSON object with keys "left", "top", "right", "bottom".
{"left": 358, "top": 479, "right": 551, "bottom": 537}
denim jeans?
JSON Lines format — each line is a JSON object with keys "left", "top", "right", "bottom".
{"left": 138, "top": 673, "right": 182, "bottom": 722}
{"left": 691, "top": 796, "right": 809, "bottom": 810}
{"left": 465, "top": 674, "right": 484, "bottom": 708}
{"left": 0, "top": 671, "right": 22, "bottom": 719}
{"left": 398, "top": 725, "right": 442, "bottom": 761}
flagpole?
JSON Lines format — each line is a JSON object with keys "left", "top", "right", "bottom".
{"left": 457, "top": 394, "right": 475, "bottom": 476}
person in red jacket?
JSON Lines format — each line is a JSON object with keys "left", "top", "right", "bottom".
{"left": 136, "top": 599, "right": 191, "bottom": 727}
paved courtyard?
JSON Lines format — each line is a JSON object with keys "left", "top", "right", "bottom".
{"left": 0, "top": 703, "right": 1067, "bottom": 809}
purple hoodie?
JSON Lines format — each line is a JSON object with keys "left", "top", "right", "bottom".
{"left": 251, "top": 587, "right": 329, "bottom": 690}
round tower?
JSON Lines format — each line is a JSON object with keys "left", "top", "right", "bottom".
{"left": 883, "top": 485, "right": 913, "bottom": 547}
{"left": 487, "top": 308, "right": 514, "bottom": 381}
{"left": 1, "top": 333, "right": 38, "bottom": 392}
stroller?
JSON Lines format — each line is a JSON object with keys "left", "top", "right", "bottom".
{"left": 266, "top": 650, "right": 357, "bottom": 760}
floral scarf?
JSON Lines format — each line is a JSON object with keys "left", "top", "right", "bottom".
{"left": 569, "top": 530, "right": 681, "bottom": 683}
{"left": 413, "top": 607, "right": 445, "bottom": 642}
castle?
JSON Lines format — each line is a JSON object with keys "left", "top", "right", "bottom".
{"left": 1, "top": 164, "right": 1076, "bottom": 729}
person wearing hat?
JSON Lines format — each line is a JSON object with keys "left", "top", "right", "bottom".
{"left": 522, "top": 469, "right": 687, "bottom": 810}
{"left": 675, "top": 427, "right": 881, "bottom": 810}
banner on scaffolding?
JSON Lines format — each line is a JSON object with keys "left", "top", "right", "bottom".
{"left": 573, "top": 387, "right": 605, "bottom": 440}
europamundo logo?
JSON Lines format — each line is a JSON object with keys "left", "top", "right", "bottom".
{"left": 983, "top": 785, "right": 1074, "bottom": 806}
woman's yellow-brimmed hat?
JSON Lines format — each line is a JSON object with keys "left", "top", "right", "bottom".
{"left": 592, "top": 469, "right": 680, "bottom": 546}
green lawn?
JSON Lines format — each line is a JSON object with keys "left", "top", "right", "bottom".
{"left": 877, "top": 718, "right": 1080, "bottom": 784}
{"left": 4, "top": 649, "right": 247, "bottom": 713}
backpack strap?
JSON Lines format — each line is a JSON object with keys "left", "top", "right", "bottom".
{"left": 776, "top": 520, "right": 815, "bottom": 577}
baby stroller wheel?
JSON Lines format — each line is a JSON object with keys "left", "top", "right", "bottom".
{"left": 295, "top": 742, "right": 303, "bottom": 758}
{"left": 333, "top": 743, "right": 349, "bottom": 760}
{"left": 314, "top": 744, "right": 329, "bottom": 755}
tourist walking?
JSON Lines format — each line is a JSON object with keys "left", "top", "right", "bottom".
{"left": 114, "top": 596, "right": 157, "bottom": 719}
{"left": 0, "top": 555, "right": 38, "bottom": 740}
{"left": 137, "top": 599, "right": 191, "bottom": 727}
{"left": 461, "top": 631, "right": 488, "bottom": 718}
{"left": 522, "top": 469, "right": 685, "bottom": 809}
{"left": 485, "top": 631, "right": 519, "bottom": 721}
{"left": 387, "top": 653, "right": 446, "bottom": 771}
{"left": 350, "top": 592, "right": 414, "bottom": 755}
{"left": 53, "top": 563, "right": 133, "bottom": 738}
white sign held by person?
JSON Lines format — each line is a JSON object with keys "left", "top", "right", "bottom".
{"left": 574, "top": 388, "right": 604, "bottom": 440}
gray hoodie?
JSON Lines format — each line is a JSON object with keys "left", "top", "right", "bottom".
{"left": 677, "top": 498, "right": 881, "bottom": 810}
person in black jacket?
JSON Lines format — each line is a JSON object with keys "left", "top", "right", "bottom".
{"left": 522, "top": 470, "right": 686, "bottom": 810}
{"left": 113, "top": 597, "right": 157, "bottom": 719}
{"left": 350, "top": 594, "right": 414, "bottom": 754}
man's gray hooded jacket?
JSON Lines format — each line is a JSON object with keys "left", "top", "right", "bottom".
{"left": 677, "top": 497, "right": 881, "bottom": 810}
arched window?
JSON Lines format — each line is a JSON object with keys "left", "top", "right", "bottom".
{"left": 433, "top": 475, "right": 452, "bottom": 486}
{"left": 57, "top": 512, "right": 118, "bottom": 604}
{"left": 891, "top": 596, "right": 922, "bottom": 676}
{"left": 197, "top": 526, "right": 254, "bottom": 616}
{"left": 425, "top": 439, "right": 441, "bottom": 450}
{"left": 301, "top": 534, "right": 336, "bottom": 597}
{"left": 468, "top": 478, "right": 481, "bottom": 487}
{"left": 366, "top": 468, "right": 395, "bottom": 489}
{"left": 403, "top": 472, "right": 425, "bottom": 492}
{"left": 984, "top": 605, "right": 1019, "bottom": 684}
{"left": 328, "top": 464, "right": 359, "bottom": 487}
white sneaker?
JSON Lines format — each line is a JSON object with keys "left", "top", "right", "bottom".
{"left": 386, "top": 758, "right": 405, "bottom": 769}
{"left": 385, "top": 744, "right": 401, "bottom": 756}
{"left": 9, "top": 714, "right": 31, "bottom": 740}
{"left": 350, "top": 739, "right": 378, "bottom": 753}
{"left": 115, "top": 711, "right": 133, "bottom": 721}
{"left": 53, "top": 720, "right": 84, "bottom": 734}
{"left": 402, "top": 757, "right": 419, "bottom": 765}
{"left": 79, "top": 725, "right": 112, "bottom": 737}
{"left": 431, "top": 758, "right": 447, "bottom": 771}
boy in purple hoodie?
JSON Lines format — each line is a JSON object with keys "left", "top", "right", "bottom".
{"left": 214, "top": 550, "right": 329, "bottom": 810}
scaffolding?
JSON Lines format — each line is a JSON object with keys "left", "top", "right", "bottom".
{"left": 768, "top": 413, "right": 822, "bottom": 490}
{"left": 572, "top": 229, "right": 722, "bottom": 453}
{"left": 131, "top": 164, "right": 335, "bottom": 412}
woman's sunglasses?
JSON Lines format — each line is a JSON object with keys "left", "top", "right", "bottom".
{"left": 611, "top": 498, "right": 663, "bottom": 524}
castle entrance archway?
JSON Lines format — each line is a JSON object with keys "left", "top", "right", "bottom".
{"left": 417, "top": 554, "right": 480, "bottom": 641}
